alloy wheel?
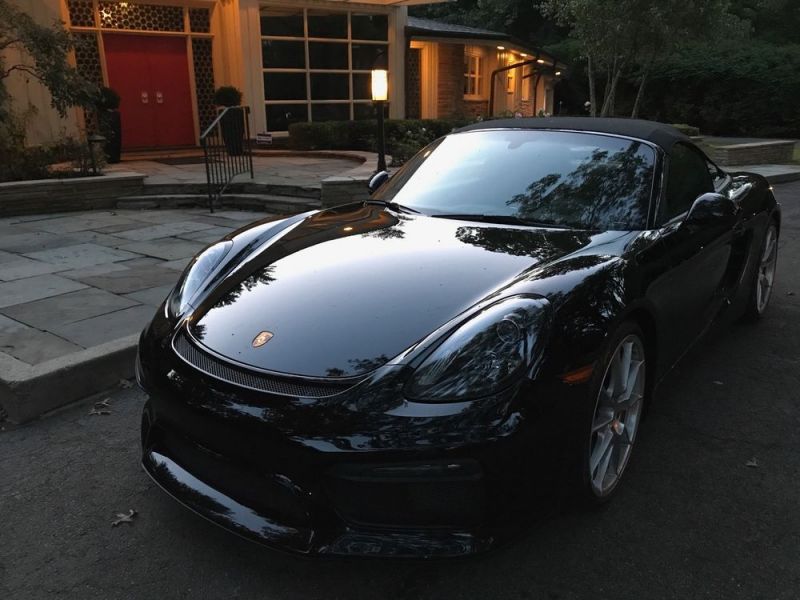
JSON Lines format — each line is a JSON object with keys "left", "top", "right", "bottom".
{"left": 589, "top": 334, "right": 646, "bottom": 497}
{"left": 756, "top": 224, "right": 778, "bottom": 314}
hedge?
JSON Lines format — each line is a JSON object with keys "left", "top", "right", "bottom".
{"left": 288, "top": 118, "right": 471, "bottom": 164}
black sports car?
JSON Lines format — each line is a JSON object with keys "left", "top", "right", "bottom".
{"left": 137, "top": 118, "right": 780, "bottom": 557}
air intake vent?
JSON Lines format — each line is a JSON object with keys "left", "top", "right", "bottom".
{"left": 172, "top": 332, "right": 356, "bottom": 398}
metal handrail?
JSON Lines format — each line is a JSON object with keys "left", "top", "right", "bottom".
{"left": 200, "top": 106, "right": 255, "bottom": 213}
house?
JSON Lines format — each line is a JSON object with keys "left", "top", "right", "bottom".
{"left": 8, "top": 1, "right": 565, "bottom": 150}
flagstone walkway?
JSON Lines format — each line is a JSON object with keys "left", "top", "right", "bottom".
{"left": 0, "top": 208, "right": 269, "bottom": 366}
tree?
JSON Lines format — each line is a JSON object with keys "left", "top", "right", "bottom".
{"left": 0, "top": 0, "right": 96, "bottom": 119}
{"left": 538, "top": 0, "right": 747, "bottom": 117}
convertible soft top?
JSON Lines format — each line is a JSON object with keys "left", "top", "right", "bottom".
{"left": 456, "top": 117, "right": 690, "bottom": 153}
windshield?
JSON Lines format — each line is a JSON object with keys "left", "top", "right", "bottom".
{"left": 373, "top": 129, "right": 656, "bottom": 230}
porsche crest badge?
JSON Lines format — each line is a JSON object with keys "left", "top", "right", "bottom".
{"left": 252, "top": 331, "right": 274, "bottom": 348}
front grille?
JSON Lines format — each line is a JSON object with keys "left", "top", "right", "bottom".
{"left": 172, "top": 331, "right": 356, "bottom": 398}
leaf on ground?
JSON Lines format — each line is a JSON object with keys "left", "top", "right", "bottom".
{"left": 118, "top": 379, "right": 133, "bottom": 389}
{"left": 712, "top": 380, "right": 724, "bottom": 385}
{"left": 88, "top": 407, "right": 111, "bottom": 416}
{"left": 746, "top": 457, "right": 759, "bottom": 468}
{"left": 94, "top": 398, "right": 110, "bottom": 409}
{"left": 111, "top": 509, "right": 137, "bottom": 527}
{"left": 787, "top": 291, "right": 795, "bottom": 296}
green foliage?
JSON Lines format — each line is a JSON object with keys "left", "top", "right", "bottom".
{"left": 96, "top": 86, "right": 120, "bottom": 111}
{"left": 288, "top": 119, "right": 470, "bottom": 164}
{"left": 645, "top": 41, "right": 800, "bottom": 137}
{"left": 670, "top": 124, "right": 701, "bottom": 137}
{"left": 410, "top": 0, "right": 566, "bottom": 47}
{"left": 213, "top": 86, "right": 243, "bottom": 107}
{"left": 0, "top": 118, "right": 106, "bottom": 182}
{"left": 0, "top": 0, "right": 97, "bottom": 117}
{"left": 538, "top": 0, "right": 747, "bottom": 116}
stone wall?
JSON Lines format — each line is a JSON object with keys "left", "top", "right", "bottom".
{"left": 706, "top": 141, "right": 796, "bottom": 166}
{"left": 436, "top": 43, "right": 465, "bottom": 119}
{"left": 0, "top": 173, "right": 146, "bottom": 217}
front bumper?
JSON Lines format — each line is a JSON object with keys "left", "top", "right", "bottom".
{"left": 137, "top": 321, "right": 580, "bottom": 557}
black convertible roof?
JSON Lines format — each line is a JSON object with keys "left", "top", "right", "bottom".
{"left": 457, "top": 117, "right": 689, "bottom": 152}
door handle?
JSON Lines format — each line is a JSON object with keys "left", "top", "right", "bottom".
{"left": 156, "top": 91, "right": 163, "bottom": 104}
{"left": 141, "top": 91, "right": 149, "bottom": 104}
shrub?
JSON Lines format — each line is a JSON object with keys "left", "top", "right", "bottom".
{"left": 96, "top": 86, "right": 120, "bottom": 111}
{"left": 645, "top": 42, "right": 800, "bottom": 138}
{"left": 213, "top": 86, "right": 242, "bottom": 107}
{"left": 671, "top": 123, "right": 701, "bottom": 137}
{"left": 288, "top": 118, "right": 471, "bottom": 164}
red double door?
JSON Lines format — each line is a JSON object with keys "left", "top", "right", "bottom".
{"left": 104, "top": 34, "right": 196, "bottom": 150}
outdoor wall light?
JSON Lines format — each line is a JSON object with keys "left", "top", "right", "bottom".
{"left": 496, "top": 45, "right": 505, "bottom": 50}
{"left": 537, "top": 59, "right": 545, "bottom": 64}
{"left": 371, "top": 69, "right": 388, "bottom": 172}
{"left": 556, "top": 71, "right": 562, "bottom": 76}
{"left": 371, "top": 69, "right": 388, "bottom": 102}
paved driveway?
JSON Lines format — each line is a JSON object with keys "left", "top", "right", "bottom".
{"left": 1, "top": 183, "right": 799, "bottom": 600}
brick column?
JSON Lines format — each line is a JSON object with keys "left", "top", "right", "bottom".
{"left": 436, "top": 43, "right": 465, "bottom": 119}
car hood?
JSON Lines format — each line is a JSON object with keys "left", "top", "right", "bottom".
{"left": 189, "top": 204, "right": 599, "bottom": 378}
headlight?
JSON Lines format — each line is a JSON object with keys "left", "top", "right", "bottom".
{"left": 406, "top": 296, "right": 550, "bottom": 402}
{"left": 167, "top": 240, "right": 232, "bottom": 317}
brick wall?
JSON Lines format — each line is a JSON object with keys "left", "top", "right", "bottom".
{"left": 436, "top": 43, "right": 465, "bottom": 119}
{"left": 406, "top": 48, "right": 421, "bottom": 120}
{"left": 463, "top": 99, "right": 489, "bottom": 119}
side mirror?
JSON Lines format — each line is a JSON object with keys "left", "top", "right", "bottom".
{"left": 683, "top": 192, "right": 737, "bottom": 229}
{"left": 368, "top": 170, "right": 390, "bottom": 195}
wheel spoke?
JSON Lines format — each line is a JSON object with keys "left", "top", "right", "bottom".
{"left": 592, "top": 409, "right": 614, "bottom": 433}
{"left": 617, "top": 342, "right": 633, "bottom": 392}
{"left": 762, "top": 232, "right": 776, "bottom": 263}
{"left": 590, "top": 429, "right": 613, "bottom": 473}
{"left": 593, "top": 440, "right": 614, "bottom": 488}
{"left": 620, "top": 359, "right": 644, "bottom": 404}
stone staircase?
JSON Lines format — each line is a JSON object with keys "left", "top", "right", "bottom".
{"left": 115, "top": 181, "right": 322, "bottom": 214}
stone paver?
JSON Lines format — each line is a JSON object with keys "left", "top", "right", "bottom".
{"left": 113, "top": 221, "right": 215, "bottom": 242}
{"left": 117, "top": 238, "right": 206, "bottom": 261}
{"left": 72, "top": 264, "right": 184, "bottom": 294}
{"left": 0, "top": 256, "right": 67, "bottom": 281}
{"left": 1, "top": 288, "right": 138, "bottom": 330}
{"left": 0, "top": 208, "right": 270, "bottom": 367}
{"left": 0, "top": 275, "right": 87, "bottom": 309}
{"left": 24, "top": 243, "right": 140, "bottom": 269}
{"left": 47, "top": 305, "right": 157, "bottom": 347}
{"left": 123, "top": 284, "right": 174, "bottom": 307}
{"left": 0, "top": 314, "right": 83, "bottom": 364}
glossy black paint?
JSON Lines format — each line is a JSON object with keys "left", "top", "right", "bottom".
{"left": 137, "top": 125, "right": 781, "bottom": 557}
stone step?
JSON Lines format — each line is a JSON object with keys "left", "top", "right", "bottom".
{"left": 134, "top": 182, "right": 321, "bottom": 200}
{"left": 116, "top": 194, "right": 321, "bottom": 214}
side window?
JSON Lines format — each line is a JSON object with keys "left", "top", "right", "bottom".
{"left": 706, "top": 158, "right": 728, "bottom": 191}
{"left": 663, "top": 143, "right": 714, "bottom": 221}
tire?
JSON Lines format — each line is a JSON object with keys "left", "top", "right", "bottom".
{"left": 744, "top": 221, "right": 778, "bottom": 321}
{"left": 576, "top": 321, "right": 648, "bottom": 505}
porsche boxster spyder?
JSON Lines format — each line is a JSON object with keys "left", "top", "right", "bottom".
{"left": 137, "top": 118, "right": 780, "bottom": 557}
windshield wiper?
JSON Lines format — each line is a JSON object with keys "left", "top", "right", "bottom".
{"left": 365, "top": 199, "right": 421, "bottom": 214}
{"left": 431, "top": 214, "right": 571, "bottom": 228}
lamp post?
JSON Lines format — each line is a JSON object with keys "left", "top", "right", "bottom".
{"left": 371, "top": 68, "right": 388, "bottom": 173}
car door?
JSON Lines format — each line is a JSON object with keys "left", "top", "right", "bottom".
{"left": 645, "top": 143, "right": 736, "bottom": 364}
